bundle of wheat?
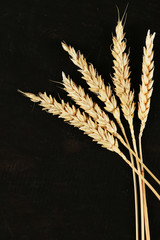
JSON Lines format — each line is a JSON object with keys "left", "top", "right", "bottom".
{"left": 19, "top": 9, "right": 159, "bottom": 240}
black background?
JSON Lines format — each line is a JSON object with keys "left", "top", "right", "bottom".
{"left": 0, "top": 0, "right": 160, "bottom": 239}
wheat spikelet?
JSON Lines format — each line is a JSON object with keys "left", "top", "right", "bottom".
{"left": 138, "top": 30, "right": 155, "bottom": 136}
{"left": 111, "top": 20, "right": 135, "bottom": 123}
{"left": 61, "top": 42, "right": 120, "bottom": 120}
{"left": 62, "top": 72, "right": 117, "bottom": 134}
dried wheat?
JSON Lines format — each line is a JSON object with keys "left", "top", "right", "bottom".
{"left": 61, "top": 42, "right": 135, "bottom": 162}
{"left": 138, "top": 30, "right": 155, "bottom": 240}
{"left": 62, "top": 72, "right": 117, "bottom": 134}
{"left": 61, "top": 42, "right": 137, "bottom": 168}
{"left": 111, "top": 20, "right": 135, "bottom": 123}
{"left": 61, "top": 72, "right": 159, "bottom": 181}
{"left": 111, "top": 18, "right": 145, "bottom": 240}
{"left": 138, "top": 30, "right": 155, "bottom": 136}
{"left": 110, "top": 17, "right": 139, "bottom": 240}
{"left": 18, "top": 9, "right": 160, "bottom": 240}
{"left": 61, "top": 42, "right": 120, "bottom": 121}
{"left": 19, "top": 90, "right": 118, "bottom": 152}
{"left": 19, "top": 90, "right": 160, "bottom": 200}
{"left": 61, "top": 42, "right": 133, "bottom": 158}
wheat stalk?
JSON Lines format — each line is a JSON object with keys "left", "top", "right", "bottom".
{"left": 138, "top": 30, "right": 155, "bottom": 240}
{"left": 111, "top": 17, "right": 145, "bottom": 240}
{"left": 19, "top": 90, "right": 160, "bottom": 200}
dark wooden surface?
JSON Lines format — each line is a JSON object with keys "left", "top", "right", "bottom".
{"left": 0, "top": 0, "right": 160, "bottom": 239}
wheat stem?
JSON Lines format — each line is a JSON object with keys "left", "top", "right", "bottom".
{"left": 118, "top": 151, "right": 160, "bottom": 201}
{"left": 139, "top": 133, "right": 150, "bottom": 240}
{"left": 138, "top": 30, "right": 155, "bottom": 240}
{"left": 111, "top": 18, "right": 145, "bottom": 240}
{"left": 118, "top": 121, "right": 139, "bottom": 240}
{"left": 116, "top": 133, "right": 160, "bottom": 186}
{"left": 130, "top": 121, "right": 145, "bottom": 240}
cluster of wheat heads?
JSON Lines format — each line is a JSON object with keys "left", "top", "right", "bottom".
{"left": 19, "top": 12, "right": 160, "bottom": 240}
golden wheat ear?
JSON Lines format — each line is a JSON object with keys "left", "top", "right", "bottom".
{"left": 138, "top": 30, "right": 155, "bottom": 136}
{"left": 111, "top": 18, "right": 135, "bottom": 124}
{"left": 19, "top": 90, "right": 119, "bottom": 152}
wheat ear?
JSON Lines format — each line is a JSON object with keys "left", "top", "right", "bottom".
{"left": 19, "top": 91, "right": 119, "bottom": 152}
{"left": 138, "top": 30, "right": 155, "bottom": 240}
{"left": 111, "top": 19, "right": 137, "bottom": 146}
{"left": 111, "top": 13, "right": 139, "bottom": 238}
{"left": 138, "top": 30, "right": 155, "bottom": 137}
{"left": 111, "top": 18, "right": 145, "bottom": 240}
{"left": 19, "top": 90, "right": 160, "bottom": 200}
{"left": 111, "top": 20, "right": 135, "bottom": 123}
